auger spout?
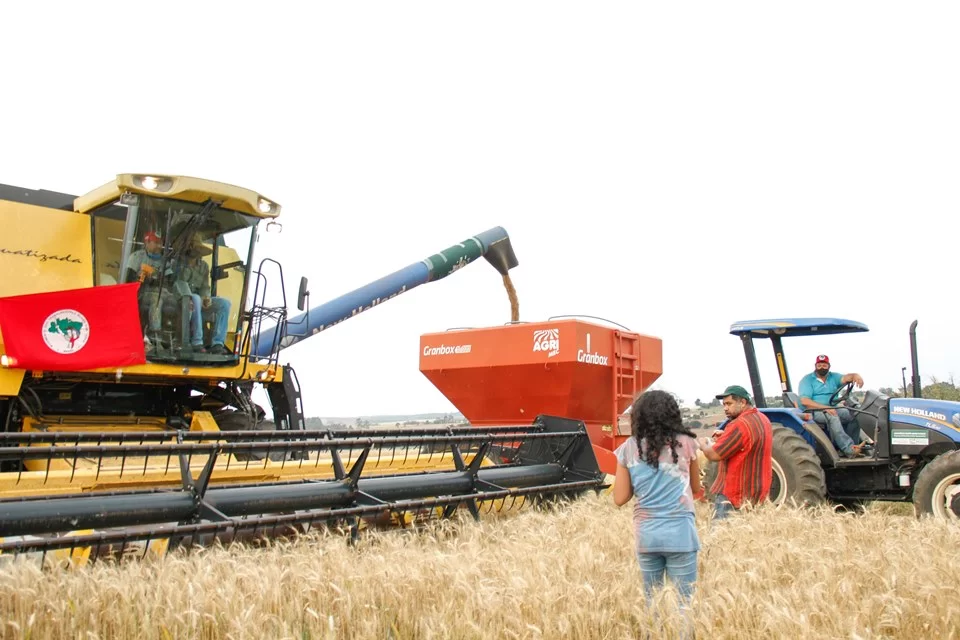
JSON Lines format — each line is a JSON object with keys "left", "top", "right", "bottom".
{"left": 251, "top": 226, "right": 519, "bottom": 359}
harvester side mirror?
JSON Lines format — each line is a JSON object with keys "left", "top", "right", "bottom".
{"left": 298, "top": 276, "right": 309, "bottom": 311}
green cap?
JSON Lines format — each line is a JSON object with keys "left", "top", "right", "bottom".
{"left": 716, "top": 385, "right": 752, "bottom": 402}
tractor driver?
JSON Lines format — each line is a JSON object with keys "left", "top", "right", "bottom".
{"left": 123, "top": 230, "right": 176, "bottom": 346}
{"left": 798, "top": 355, "right": 868, "bottom": 458}
{"left": 174, "top": 233, "right": 232, "bottom": 355}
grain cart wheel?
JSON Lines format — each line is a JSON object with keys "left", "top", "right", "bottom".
{"left": 701, "top": 424, "right": 826, "bottom": 507}
{"left": 912, "top": 450, "right": 960, "bottom": 521}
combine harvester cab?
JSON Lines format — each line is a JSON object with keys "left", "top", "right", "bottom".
{"left": 419, "top": 318, "right": 664, "bottom": 476}
{"left": 0, "top": 174, "right": 607, "bottom": 566}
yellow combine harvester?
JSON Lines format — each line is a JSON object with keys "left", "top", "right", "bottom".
{"left": 0, "top": 174, "right": 605, "bottom": 564}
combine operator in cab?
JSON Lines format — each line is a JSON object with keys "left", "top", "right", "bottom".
{"left": 173, "top": 232, "right": 233, "bottom": 355}
{"left": 104, "top": 187, "right": 255, "bottom": 364}
{"left": 122, "top": 229, "right": 177, "bottom": 350}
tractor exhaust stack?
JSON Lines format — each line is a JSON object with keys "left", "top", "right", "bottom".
{"left": 909, "top": 319, "right": 921, "bottom": 398}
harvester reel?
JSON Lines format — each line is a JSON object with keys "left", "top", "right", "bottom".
{"left": 0, "top": 415, "right": 605, "bottom": 564}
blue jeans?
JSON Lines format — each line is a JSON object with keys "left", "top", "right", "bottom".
{"left": 714, "top": 494, "right": 737, "bottom": 520}
{"left": 636, "top": 550, "right": 697, "bottom": 604}
{"left": 187, "top": 294, "right": 231, "bottom": 347}
{"left": 812, "top": 408, "right": 861, "bottom": 455}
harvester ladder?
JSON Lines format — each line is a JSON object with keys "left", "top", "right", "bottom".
{"left": 612, "top": 331, "right": 640, "bottom": 428}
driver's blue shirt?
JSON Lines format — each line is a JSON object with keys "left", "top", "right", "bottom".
{"left": 798, "top": 371, "right": 845, "bottom": 407}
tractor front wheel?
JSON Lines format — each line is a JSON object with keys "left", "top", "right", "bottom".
{"left": 701, "top": 424, "right": 826, "bottom": 508}
{"left": 912, "top": 450, "right": 960, "bottom": 521}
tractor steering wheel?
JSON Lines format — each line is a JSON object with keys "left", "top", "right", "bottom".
{"left": 829, "top": 381, "right": 855, "bottom": 406}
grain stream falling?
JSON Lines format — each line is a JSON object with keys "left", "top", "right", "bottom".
{"left": 503, "top": 273, "right": 519, "bottom": 322}
{"left": 0, "top": 496, "right": 958, "bottom": 639}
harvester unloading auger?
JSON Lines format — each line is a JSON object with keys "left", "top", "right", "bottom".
{"left": 0, "top": 174, "right": 611, "bottom": 566}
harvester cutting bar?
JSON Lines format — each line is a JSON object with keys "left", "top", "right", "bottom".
{"left": 0, "top": 415, "right": 605, "bottom": 560}
{"left": 0, "top": 479, "right": 602, "bottom": 558}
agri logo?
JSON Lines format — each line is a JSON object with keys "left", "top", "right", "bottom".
{"left": 42, "top": 309, "right": 90, "bottom": 354}
{"left": 532, "top": 328, "right": 560, "bottom": 357}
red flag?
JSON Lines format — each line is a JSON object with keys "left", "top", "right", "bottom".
{"left": 0, "top": 283, "right": 147, "bottom": 371}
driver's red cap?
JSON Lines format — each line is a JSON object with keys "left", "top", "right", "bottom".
{"left": 816, "top": 354, "right": 830, "bottom": 365}
{"left": 144, "top": 231, "right": 162, "bottom": 243}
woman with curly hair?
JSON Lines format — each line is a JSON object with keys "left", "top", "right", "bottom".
{"left": 613, "top": 389, "right": 703, "bottom": 608}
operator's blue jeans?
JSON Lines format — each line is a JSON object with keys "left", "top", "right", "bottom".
{"left": 187, "top": 294, "right": 231, "bottom": 347}
{"left": 812, "top": 408, "right": 861, "bottom": 456}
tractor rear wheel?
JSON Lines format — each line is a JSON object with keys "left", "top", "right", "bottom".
{"left": 701, "top": 424, "right": 826, "bottom": 508}
{"left": 912, "top": 450, "right": 960, "bottom": 521}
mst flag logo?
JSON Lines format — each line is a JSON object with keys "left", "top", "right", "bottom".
{"left": 0, "top": 283, "right": 146, "bottom": 371}
{"left": 43, "top": 309, "right": 90, "bottom": 354}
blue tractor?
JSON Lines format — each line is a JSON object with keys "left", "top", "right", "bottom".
{"left": 703, "top": 317, "right": 960, "bottom": 519}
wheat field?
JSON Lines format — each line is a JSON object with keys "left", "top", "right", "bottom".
{"left": 0, "top": 492, "right": 957, "bottom": 640}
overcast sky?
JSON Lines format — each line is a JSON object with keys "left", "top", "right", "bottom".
{"left": 2, "top": 2, "right": 957, "bottom": 417}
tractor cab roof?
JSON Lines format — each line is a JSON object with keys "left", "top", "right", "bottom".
{"left": 729, "top": 317, "right": 869, "bottom": 338}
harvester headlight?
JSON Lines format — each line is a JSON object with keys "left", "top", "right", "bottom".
{"left": 0, "top": 355, "right": 17, "bottom": 368}
{"left": 134, "top": 175, "right": 173, "bottom": 192}
{"left": 257, "top": 198, "right": 277, "bottom": 215}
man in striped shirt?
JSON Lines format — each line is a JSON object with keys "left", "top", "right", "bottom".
{"left": 698, "top": 385, "right": 773, "bottom": 519}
